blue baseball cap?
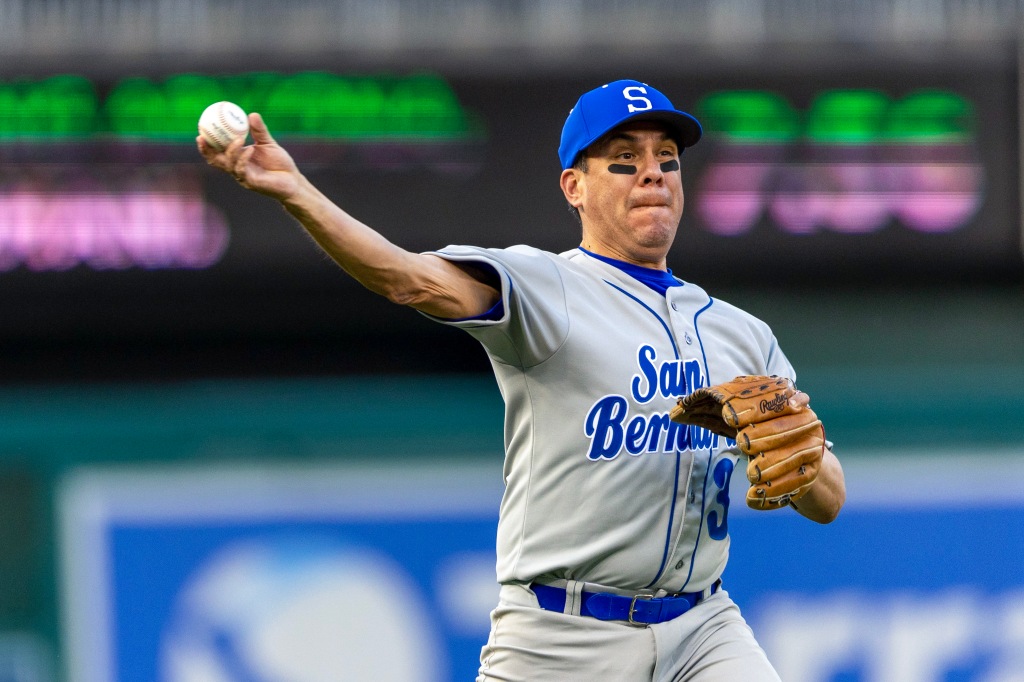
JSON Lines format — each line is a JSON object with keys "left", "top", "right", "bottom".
{"left": 558, "top": 80, "right": 702, "bottom": 170}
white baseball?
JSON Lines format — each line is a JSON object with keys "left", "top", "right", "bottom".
{"left": 198, "top": 101, "right": 249, "bottom": 151}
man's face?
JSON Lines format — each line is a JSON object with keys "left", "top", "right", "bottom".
{"left": 561, "top": 121, "right": 684, "bottom": 268}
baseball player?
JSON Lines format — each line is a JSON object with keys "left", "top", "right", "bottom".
{"left": 198, "top": 79, "right": 846, "bottom": 681}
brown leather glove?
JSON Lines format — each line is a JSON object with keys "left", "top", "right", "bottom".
{"left": 669, "top": 375, "right": 825, "bottom": 510}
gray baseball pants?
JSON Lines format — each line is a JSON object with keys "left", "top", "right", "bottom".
{"left": 476, "top": 583, "right": 781, "bottom": 682}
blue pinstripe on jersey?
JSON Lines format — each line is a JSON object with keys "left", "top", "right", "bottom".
{"left": 677, "top": 295, "right": 720, "bottom": 593}
{"left": 602, "top": 279, "right": 685, "bottom": 589}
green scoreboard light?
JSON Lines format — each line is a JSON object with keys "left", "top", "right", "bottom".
{"left": 0, "top": 71, "right": 486, "bottom": 144}
{"left": 695, "top": 88, "right": 975, "bottom": 144}
{"left": 0, "top": 70, "right": 490, "bottom": 274}
{"left": 690, "top": 87, "right": 984, "bottom": 236}
{"left": 0, "top": 69, "right": 1014, "bottom": 284}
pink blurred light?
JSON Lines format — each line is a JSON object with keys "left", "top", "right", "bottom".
{"left": 823, "top": 163, "right": 891, "bottom": 234}
{"left": 695, "top": 163, "right": 771, "bottom": 235}
{"left": 897, "top": 192, "right": 981, "bottom": 232}
{"left": 695, "top": 157, "right": 983, "bottom": 236}
{"left": 768, "top": 191, "right": 833, "bottom": 234}
{"left": 890, "top": 163, "right": 983, "bottom": 233}
{"left": 0, "top": 183, "right": 229, "bottom": 271}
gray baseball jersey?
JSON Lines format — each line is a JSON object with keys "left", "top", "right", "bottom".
{"left": 427, "top": 245, "right": 794, "bottom": 595}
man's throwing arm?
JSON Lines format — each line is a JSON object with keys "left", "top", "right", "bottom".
{"left": 197, "top": 112, "right": 500, "bottom": 320}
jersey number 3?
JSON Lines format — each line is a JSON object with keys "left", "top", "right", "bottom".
{"left": 707, "top": 458, "right": 734, "bottom": 541}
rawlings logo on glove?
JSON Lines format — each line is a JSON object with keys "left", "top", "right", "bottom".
{"left": 669, "top": 375, "right": 825, "bottom": 510}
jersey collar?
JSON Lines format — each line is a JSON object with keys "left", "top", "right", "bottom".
{"left": 578, "top": 247, "right": 683, "bottom": 296}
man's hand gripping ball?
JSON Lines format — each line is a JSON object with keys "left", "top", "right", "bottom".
{"left": 669, "top": 376, "right": 825, "bottom": 510}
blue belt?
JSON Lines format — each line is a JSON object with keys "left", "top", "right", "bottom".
{"left": 531, "top": 580, "right": 720, "bottom": 625}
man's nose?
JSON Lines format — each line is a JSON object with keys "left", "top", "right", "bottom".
{"left": 639, "top": 155, "right": 664, "bottom": 184}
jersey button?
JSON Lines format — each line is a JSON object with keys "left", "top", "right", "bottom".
{"left": 671, "top": 302, "right": 679, "bottom": 311}
{"left": 675, "top": 559, "right": 686, "bottom": 569}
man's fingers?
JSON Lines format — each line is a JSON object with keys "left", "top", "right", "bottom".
{"left": 197, "top": 133, "right": 246, "bottom": 173}
{"left": 196, "top": 135, "right": 222, "bottom": 163}
{"left": 233, "top": 145, "right": 255, "bottom": 180}
{"left": 789, "top": 391, "right": 810, "bottom": 410}
{"left": 223, "top": 135, "right": 247, "bottom": 165}
{"left": 248, "top": 112, "right": 276, "bottom": 144}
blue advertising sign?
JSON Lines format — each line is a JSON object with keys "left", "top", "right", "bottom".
{"left": 58, "top": 452, "right": 1024, "bottom": 682}
{"left": 727, "top": 452, "right": 1024, "bottom": 681}
{"left": 58, "top": 464, "right": 504, "bottom": 682}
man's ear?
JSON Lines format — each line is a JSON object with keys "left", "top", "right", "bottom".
{"left": 560, "top": 168, "right": 584, "bottom": 210}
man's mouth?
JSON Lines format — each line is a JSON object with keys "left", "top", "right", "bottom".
{"left": 630, "top": 192, "right": 672, "bottom": 209}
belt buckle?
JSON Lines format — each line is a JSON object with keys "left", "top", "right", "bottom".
{"left": 627, "top": 592, "right": 654, "bottom": 625}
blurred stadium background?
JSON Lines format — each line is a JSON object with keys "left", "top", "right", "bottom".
{"left": 0, "top": 0, "right": 1023, "bottom": 680}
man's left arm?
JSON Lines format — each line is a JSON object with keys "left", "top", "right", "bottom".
{"left": 669, "top": 375, "right": 846, "bottom": 522}
{"left": 790, "top": 448, "right": 845, "bottom": 523}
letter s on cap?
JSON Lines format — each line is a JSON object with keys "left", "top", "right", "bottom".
{"left": 623, "top": 86, "right": 653, "bottom": 113}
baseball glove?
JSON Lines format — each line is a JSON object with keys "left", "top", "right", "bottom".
{"left": 669, "top": 375, "right": 825, "bottom": 510}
